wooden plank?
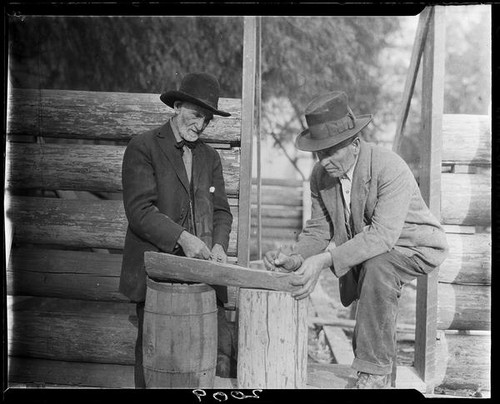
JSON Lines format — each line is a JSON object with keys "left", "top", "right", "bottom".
{"left": 250, "top": 185, "right": 302, "bottom": 206}
{"left": 237, "top": 288, "right": 307, "bottom": 388}
{"left": 438, "top": 232, "right": 491, "bottom": 285}
{"left": 310, "top": 317, "right": 416, "bottom": 333}
{"left": 250, "top": 215, "right": 302, "bottom": 229}
{"left": 7, "top": 142, "right": 240, "bottom": 196}
{"left": 442, "top": 224, "right": 476, "bottom": 234}
{"left": 254, "top": 17, "right": 263, "bottom": 260}
{"left": 309, "top": 279, "right": 354, "bottom": 365}
{"left": 450, "top": 164, "right": 490, "bottom": 174}
{"left": 237, "top": 16, "right": 258, "bottom": 268}
{"left": 435, "top": 331, "right": 490, "bottom": 390}
{"left": 8, "top": 196, "right": 239, "bottom": 255}
{"left": 7, "top": 248, "right": 126, "bottom": 302}
{"left": 4, "top": 192, "right": 14, "bottom": 269}
{"left": 251, "top": 205, "right": 302, "bottom": 219}
{"left": 306, "top": 363, "right": 426, "bottom": 391}
{"left": 8, "top": 357, "right": 134, "bottom": 388}
{"left": 414, "top": 5, "right": 445, "bottom": 391}
{"left": 437, "top": 283, "right": 490, "bottom": 331}
{"left": 252, "top": 177, "right": 303, "bottom": 187}
{"left": 250, "top": 227, "right": 301, "bottom": 240}
{"left": 7, "top": 88, "right": 241, "bottom": 144}
{"left": 9, "top": 197, "right": 127, "bottom": 249}
{"left": 441, "top": 172, "right": 491, "bottom": 226}
{"left": 144, "top": 252, "right": 301, "bottom": 292}
{"left": 309, "top": 283, "right": 491, "bottom": 332}
{"left": 8, "top": 297, "right": 136, "bottom": 365}
{"left": 442, "top": 114, "right": 491, "bottom": 165}
{"left": 392, "top": 7, "right": 433, "bottom": 153}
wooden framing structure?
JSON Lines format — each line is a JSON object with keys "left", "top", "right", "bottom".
{"left": 5, "top": 10, "right": 490, "bottom": 392}
{"left": 4, "top": 16, "right": 295, "bottom": 389}
{"left": 392, "top": 6, "right": 490, "bottom": 393}
{"left": 5, "top": 17, "right": 255, "bottom": 385}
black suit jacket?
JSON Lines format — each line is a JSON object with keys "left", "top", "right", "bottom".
{"left": 119, "top": 121, "right": 233, "bottom": 302}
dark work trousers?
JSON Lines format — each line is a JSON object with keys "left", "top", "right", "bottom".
{"left": 351, "top": 249, "right": 435, "bottom": 375}
{"left": 134, "top": 299, "right": 237, "bottom": 388}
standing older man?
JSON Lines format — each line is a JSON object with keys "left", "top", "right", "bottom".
{"left": 120, "top": 72, "right": 236, "bottom": 387}
{"left": 264, "top": 91, "right": 448, "bottom": 389}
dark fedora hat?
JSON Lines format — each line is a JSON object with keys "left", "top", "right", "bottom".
{"left": 295, "top": 91, "right": 372, "bottom": 152}
{"left": 160, "top": 72, "right": 231, "bottom": 117}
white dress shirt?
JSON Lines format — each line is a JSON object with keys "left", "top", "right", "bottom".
{"left": 339, "top": 154, "right": 359, "bottom": 217}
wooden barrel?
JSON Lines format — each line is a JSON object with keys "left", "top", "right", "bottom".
{"left": 142, "top": 278, "right": 218, "bottom": 388}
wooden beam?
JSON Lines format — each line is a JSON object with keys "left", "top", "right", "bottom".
{"left": 8, "top": 297, "right": 136, "bottom": 365}
{"left": 250, "top": 186, "right": 302, "bottom": 206}
{"left": 8, "top": 357, "right": 134, "bottom": 388}
{"left": 438, "top": 232, "right": 491, "bottom": 285}
{"left": 435, "top": 331, "right": 491, "bottom": 391}
{"left": 255, "top": 16, "right": 263, "bottom": 260}
{"left": 441, "top": 171, "right": 491, "bottom": 226}
{"left": 393, "top": 7, "right": 433, "bottom": 153}
{"left": 437, "top": 283, "right": 491, "bottom": 331}
{"left": 7, "top": 88, "right": 241, "bottom": 144}
{"left": 441, "top": 114, "right": 491, "bottom": 165}
{"left": 306, "top": 363, "right": 427, "bottom": 391}
{"left": 308, "top": 279, "right": 354, "bottom": 365}
{"left": 7, "top": 143, "right": 240, "bottom": 196}
{"left": 238, "top": 16, "right": 258, "bottom": 268}
{"left": 415, "top": 5, "right": 446, "bottom": 392}
{"left": 309, "top": 317, "right": 416, "bottom": 333}
{"left": 251, "top": 177, "right": 303, "bottom": 187}
{"left": 8, "top": 196, "right": 238, "bottom": 256}
{"left": 144, "top": 251, "right": 300, "bottom": 292}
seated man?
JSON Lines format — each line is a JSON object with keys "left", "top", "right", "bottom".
{"left": 264, "top": 91, "right": 448, "bottom": 389}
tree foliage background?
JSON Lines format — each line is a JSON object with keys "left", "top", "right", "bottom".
{"left": 8, "top": 15, "right": 397, "bottom": 141}
{"left": 8, "top": 8, "right": 491, "bottom": 169}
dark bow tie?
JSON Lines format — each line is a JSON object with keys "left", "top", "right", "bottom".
{"left": 175, "top": 139, "right": 198, "bottom": 150}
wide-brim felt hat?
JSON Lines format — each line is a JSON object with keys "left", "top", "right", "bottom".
{"left": 295, "top": 91, "right": 372, "bottom": 152}
{"left": 160, "top": 72, "right": 231, "bottom": 117}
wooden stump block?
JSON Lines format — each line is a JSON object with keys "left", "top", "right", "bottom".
{"left": 237, "top": 288, "right": 307, "bottom": 388}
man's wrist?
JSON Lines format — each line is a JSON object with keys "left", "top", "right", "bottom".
{"left": 176, "top": 230, "right": 187, "bottom": 245}
{"left": 289, "top": 253, "right": 304, "bottom": 271}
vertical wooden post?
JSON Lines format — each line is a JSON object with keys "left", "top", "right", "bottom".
{"left": 237, "top": 288, "right": 308, "bottom": 388}
{"left": 415, "top": 6, "right": 445, "bottom": 393}
{"left": 238, "top": 17, "right": 259, "bottom": 268}
{"left": 255, "top": 17, "right": 263, "bottom": 260}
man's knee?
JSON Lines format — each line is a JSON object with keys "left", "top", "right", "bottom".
{"left": 362, "top": 253, "right": 395, "bottom": 281}
{"left": 358, "top": 253, "right": 402, "bottom": 298}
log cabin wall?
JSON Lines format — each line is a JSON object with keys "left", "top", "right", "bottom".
{"left": 434, "top": 113, "right": 491, "bottom": 391}
{"left": 6, "top": 90, "right": 490, "bottom": 391}
{"left": 6, "top": 88, "right": 243, "bottom": 387}
{"left": 249, "top": 178, "right": 304, "bottom": 261}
